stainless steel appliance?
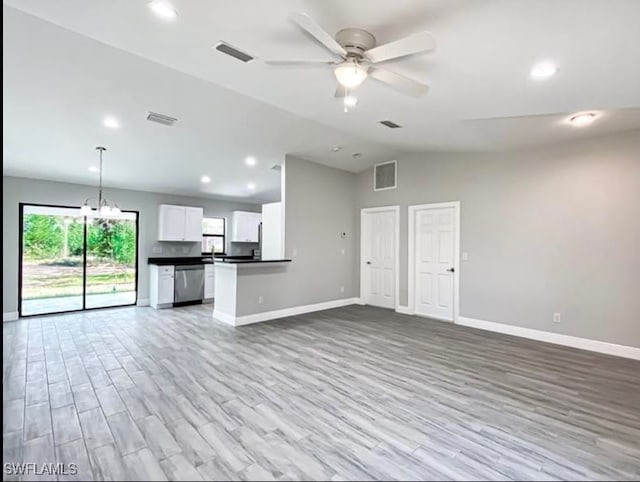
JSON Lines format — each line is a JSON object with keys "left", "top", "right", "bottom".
{"left": 174, "top": 265, "right": 204, "bottom": 306}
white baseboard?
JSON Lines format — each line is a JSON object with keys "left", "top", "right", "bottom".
{"left": 212, "top": 310, "right": 236, "bottom": 326}
{"left": 3, "top": 312, "right": 19, "bottom": 322}
{"left": 395, "top": 305, "right": 413, "bottom": 315}
{"left": 136, "top": 299, "right": 150, "bottom": 307}
{"left": 214, "top": 298, "right": 360, "bottom": 327}
{"left": 458, "top": 316, "right": 640, "bottom": 361}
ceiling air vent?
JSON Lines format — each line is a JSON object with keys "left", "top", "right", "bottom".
{"left": 214, "top": 41, "right": 255, "bottom": 63}
{"left": 374, "top": 160, "right": 397, "bottom": 191}
{"left": 379, "top": 120, "right": 402, "bottom": 129}
{"left": 147, "top": 112, "right": 177, "bottom": 126}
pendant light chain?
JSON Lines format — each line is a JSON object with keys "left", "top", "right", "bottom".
{"left": 98, "top": 146, "right": 105, "bottom": 209}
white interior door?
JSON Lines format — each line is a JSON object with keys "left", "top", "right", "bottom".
{"left": 413, "top": 207, "right": 456, "bottom": 320}
{"left": 362, "top": 209, "right": 397, "bottom": 309}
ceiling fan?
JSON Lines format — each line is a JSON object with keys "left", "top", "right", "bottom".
{"left": 266, "top": 13, "right": 436, "bottom": 99}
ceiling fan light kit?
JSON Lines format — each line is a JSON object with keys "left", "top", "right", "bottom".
{"left": 334, "top": 61, "right": 368, "bottom": 89}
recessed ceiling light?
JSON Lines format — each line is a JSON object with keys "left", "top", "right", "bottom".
{"left": 245, "top": 156, "right": 257, "bottom": 166}
{"left": 332, "top": 146, "right": 342, "bottom": 152}
{"left": 148, "top": 0, "right": 178, "bottom": 20}
{"left": 568, "top": 112, "right": 597, "bottom": 127}
{"left": 530, "top": 61, "right": 558, "bottom": 80}
{"left": 88, "top": 166, "right": 99, "bottom": 173}
{"left": 247, "top": 182, "right": 256, "bottom": 190}
{"left": 201, "top": 175, "right": 211, "bottom": 183}
{"left": 103, "top": 116, "right": 120, "bottom": 129}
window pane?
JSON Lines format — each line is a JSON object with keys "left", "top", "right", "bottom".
{"left": 202, "top": 236, "right": 224, "bottom": 254}
{"left": 203, "top": 217, "right": 225, "bottom": 235}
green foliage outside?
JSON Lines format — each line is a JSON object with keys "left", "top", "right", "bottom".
{"left": 23, "top": 214, "right": 136, "bottom": 265}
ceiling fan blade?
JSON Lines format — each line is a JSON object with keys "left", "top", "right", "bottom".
{"left": 334, "top": 85, "right": 346, "bottom": 98}
{"left": 265, "top": 59, "right": 334, "bottom": 67}
{"left": 369, "top": 67, "right": 429, "bottom": 97}
{"left": 462, "top": 112, "right": 567, "bottom": 122}
{"left": 290, "top": 12, "right": 346, "bottom": 57}
{"left": 365, "top": 31, "right": 436, "bottom": 63}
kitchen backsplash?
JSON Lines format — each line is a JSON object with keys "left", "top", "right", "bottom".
{"left": 149, "top": 241, "right": 258, "bottom": 257}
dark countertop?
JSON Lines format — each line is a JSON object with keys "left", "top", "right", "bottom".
{"left": 147, "top": 255, "right": 259, "bottom": 265}
{"left": 148, "top": 256, "right": 213, "bottom": 265}
{"left": 215, "top": 258, "right": 292, "bottom": 264}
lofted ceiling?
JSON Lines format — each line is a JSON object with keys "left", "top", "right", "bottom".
{"left": 3, "top": 0, "right": 640, "bottom": 200}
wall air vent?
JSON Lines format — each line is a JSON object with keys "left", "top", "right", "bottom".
{"left": 147, "top": 112, "right": 177, "bottom": 126}
{"left": 379, "top": 120, "right": 402, "bottom": 129}
{"left": 374, "top": 160, "right": 397, "bottom": 191}
{"left": 214, "top": 41, "right": 255, "bottom": 63}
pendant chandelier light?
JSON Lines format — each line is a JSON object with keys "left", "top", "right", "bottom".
{"left": 80, "top": 146, "right": 122, "bottom": 217}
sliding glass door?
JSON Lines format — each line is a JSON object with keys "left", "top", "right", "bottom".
{"left": 85, "top": 216, "right": 138, "bottom": 309}
{"left": 19, "top": 204, "right": 138, "bottom": 316}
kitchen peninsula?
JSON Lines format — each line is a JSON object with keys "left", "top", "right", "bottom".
{"left": 213, "top": 258, "right": 291, "bottom": 326}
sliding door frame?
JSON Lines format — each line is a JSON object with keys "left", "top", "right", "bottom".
{"left": 18, "top": 202, "right": 140, "bottom": 318}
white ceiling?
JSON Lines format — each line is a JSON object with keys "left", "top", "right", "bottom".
{"left": 4, "top": 0, "right": 640, "bottom": 200}
{"left": 3, "top": 5, "right": 399, "bottom": 202}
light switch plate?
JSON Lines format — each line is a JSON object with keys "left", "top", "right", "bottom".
{"left": 462, "top": 252, "right": 469, "bottom": 261}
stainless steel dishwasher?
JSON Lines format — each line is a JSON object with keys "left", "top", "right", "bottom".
{"left": 174, "top": 265, "right": 204, "bottom": 306}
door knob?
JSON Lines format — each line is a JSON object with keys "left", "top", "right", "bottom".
{"left": 366, "top": 261, "right": 372, "bottom": 265}
{"left": 446, "top": 267, "right": 455, "bottom": 273}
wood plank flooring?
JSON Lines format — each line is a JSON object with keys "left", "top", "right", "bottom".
{"left": 3, "top": 304, "right": 640, "bottom": 481}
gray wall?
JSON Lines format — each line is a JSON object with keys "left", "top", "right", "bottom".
{"left": 356, "top": 130, "right": 640, "bottom": 347}
{"left": 3, "top": 176, "right": 261, "bottom": 314}
{"left": 231, "top": 156, "right": 358, "bottom": 316}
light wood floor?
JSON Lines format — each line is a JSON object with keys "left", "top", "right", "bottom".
{"left": 3, "top": 304, "right": 640, "bottom": 481}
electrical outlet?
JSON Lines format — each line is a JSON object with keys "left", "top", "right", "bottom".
{"left": 340, "top": 286, "right": 345, "bottom": 293}
{"left": 341, "top": 248, "right": 345, "bottom": 255}
{"left": 171, "top": 247, "right": 176, "bottom": 253}
{"left": 258, "top": 296, "right": 264, "bottom": 305}
{"left": 152, "top": 246, "right": 162, "bottom": 254}
{"left": 553, "top": 312, "right": 561, "bottom": 323}
{"left": 182, "top": 247, "right": 189, "bottom": 254}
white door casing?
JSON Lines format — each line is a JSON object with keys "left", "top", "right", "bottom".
{"left": 361, "top": 206, "right": 399, "bottom": 309}
{"left": 408, "top": 202, "right": 460, "bottom": 322}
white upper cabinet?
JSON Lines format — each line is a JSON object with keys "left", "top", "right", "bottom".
{"left": 158, "top": 205, "right": 187, "bottom": 241}
{"left": 158, "top": 205, "right": 203, "bottom": 242}
{"left": 231, "top": 211, "right": 261, "bottom": 243}
{"left": 261, "top": 202, "right": 283, "bottom": 259}
{"left": 184, "top": 207, "right": 204, "bottom": 242}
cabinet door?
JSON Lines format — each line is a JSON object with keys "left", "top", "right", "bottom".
{"left": 246, "top": 212, "right": 262, "bottom": 242}
{"left": 184, "top": 207, "right": 204, "bottom": 242}
{"left": 233, "top": 212, "right": 261, "bottom": 242}
{"left": 159, "top": 205, "right": 186, "bottom": 241}
{"left": 204, "top": 266, "right": 215, "bottom": 299}
{"left": 158, "top": 274, "right": 174, "bottom": 304}
{"left": 261, "top": 202, "right": 282, "bottom": 259}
